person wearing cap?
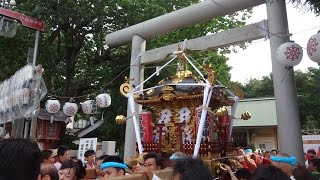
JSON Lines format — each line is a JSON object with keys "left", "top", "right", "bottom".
{"left": 100, "top": 155, "right": 127, "bottom": 179}
{"left": 41, "top": 149, "right": 57, "bottom": 164}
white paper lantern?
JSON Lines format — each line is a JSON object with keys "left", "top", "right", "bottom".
{"left": 81, "top": 100, "right": 97, "bottom": 115}
{"left": 307, "top": 32, "right": 320, "bottom": 63}
{"left": 96, "top": 93, "right": 111, "bottom": 108}
{"left": 9, "top": 0, "right": 16, "bottom": 6}
{"left": 276, "top": 41, "right": 303, "bottom": 67}
{"left": 45, "top": 98, "right": 60, "bottom": 114}
{"left": 45, "top": 98, "right": 60, "bottom": 123}
{"left": 63, "top": 101, "right": 78, "bottom": 117}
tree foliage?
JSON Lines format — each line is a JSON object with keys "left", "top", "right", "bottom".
{"left": 0, "top": 0, "right": 252, "bottom": 148}
{"left": 243, "top": 74, "right": 274, "bottom": 98}
{"left": 289, "top": 0, "right": 320, "bottom": 16}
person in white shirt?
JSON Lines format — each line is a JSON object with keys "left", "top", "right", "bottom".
{"left": 132, "top": 152, "right": 163, "bottom": 180}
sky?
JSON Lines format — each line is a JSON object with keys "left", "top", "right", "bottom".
{"left": 227, "top": 1, "right": 320, "bottom": 84}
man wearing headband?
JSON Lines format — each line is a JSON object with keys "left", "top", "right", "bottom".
{"left": 100, "top": 155, "right": 128, "bottom": 179}
{"left": 270, "top": 153, "right": 298, "bottom": 180}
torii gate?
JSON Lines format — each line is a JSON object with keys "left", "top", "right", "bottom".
{"left": 105, "top": 0, "right": 304, "bottom": 163}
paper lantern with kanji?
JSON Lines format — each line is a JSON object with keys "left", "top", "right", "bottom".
{"left": 307, "top": 32, "right": 320, "bottom": 63}
{"left": 96, "top": 93, "right": 111, "bottom": 108}
{"left": 276, "top": 41, "right": 303, "bottom": 67}
{"left": 81, "top": 100, "right": 97, "bottom": 115}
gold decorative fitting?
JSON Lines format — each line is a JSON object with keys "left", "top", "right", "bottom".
{"left": 158, "top": 79, "right": 164, "bottom": 85}
{"left": 120, "top": 83, "right": 132, "bottom": 97}
{"left": 202, "top": 63, "right": 216, "bottom": 85}
{"left": 147, "top": 88, "right": 155, "bottom": 95}
{"left": 241, "top": 111, "right": 251, "bottom": 120}
{"left": 133, "top": 94, "right": 140, "bottom": 99}
{"left": 172, "top": 77, "right": 183, "bottom": 84}
{"left": 115, "top": 115, "right": 126, "bottom": 124}
{"left": 162, "top": 93, "right": 176, "bottom": 101}
{"left": 176, "top": 70, "right": 193, "bottom": 79}
{"left": 214, "top": 106, "right": 228, "bottom": 116}
{"left": 162, "top": 86, "right": 174, "bottom": 92}
{"left": 120, "top": 76, "right": 134, "bottom": 96}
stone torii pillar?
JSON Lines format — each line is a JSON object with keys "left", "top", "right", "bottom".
{"left": 266, "top": 1, "right": 304, "bottom": 162}
{"left": 124, "top": 35, "right": 146, "bottom": 158}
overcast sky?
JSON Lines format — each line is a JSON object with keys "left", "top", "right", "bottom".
{"left": 226, "top": 1, "right": 320, "bottom": 84}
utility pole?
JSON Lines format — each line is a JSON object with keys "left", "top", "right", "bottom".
{"left": 29, "top": 30, "right": 41, "bottom": 140}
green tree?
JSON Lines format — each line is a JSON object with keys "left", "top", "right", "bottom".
{"left": 0, "top": 0, "right": 252, "bottom": 149}
{"left": 289, "top": 0, "right": 320, "bottom": 16}
{"left": 243, "top": 74, "right": 274, "bottom": 98}
{"left": 295, "top": 68, "right": 320, "bottom": 129}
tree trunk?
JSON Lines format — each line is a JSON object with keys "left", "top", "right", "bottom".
{"left": 64, "top": 47, "right": 76, "bottom": 97}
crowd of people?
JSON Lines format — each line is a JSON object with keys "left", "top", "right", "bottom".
{"left": 217, "top": 147, "right": 320, "bottom": 180}
{"left": 1, "top": 138, "right": 320, "bottom": 180}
